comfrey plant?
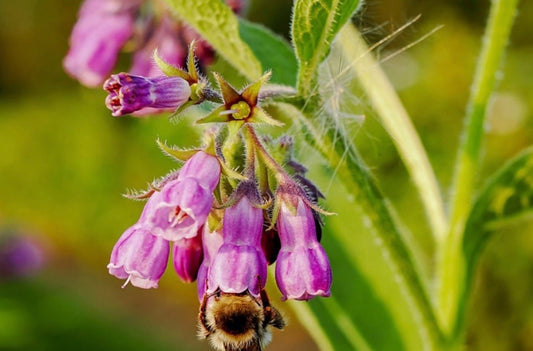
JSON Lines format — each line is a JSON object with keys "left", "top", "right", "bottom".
{"left": 65, "top": 0, "right": 530, "bottom": 350}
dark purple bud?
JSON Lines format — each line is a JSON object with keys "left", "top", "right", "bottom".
{"left": 104, "top": 73, "right": 191, "bottom": 117}
{"left": 261, "top": 227, "right": 280, "bottom": 265}
{"left": 173, "top": 231, "right": 203, "bottom": 283}
{"left": 108, "top": 224, "right": 169, "bottom": 289}
{"left": 207, "top": 197, "right": 267, "bottom": 297}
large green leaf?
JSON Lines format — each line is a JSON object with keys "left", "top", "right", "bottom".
{"left": 291, "top": 0, "right": 361, "bottom": 95}
{"left": 238, "top": 19, "right": 298, "bottom": 86}
{"left": 164, "top": 0, "right": 262, "bottom": 81}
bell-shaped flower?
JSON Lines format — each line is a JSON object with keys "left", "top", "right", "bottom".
{"left": 207, "top": 197, "right": 267, "bottom": 297}
{"left": 196, "top": 225, "right": 223, "bottom": 300}
{"left": 173, "top": 230, "right": 203, "bottom": 283}
{"left": 63, "top": 0, "right": 139, "bottom": 87}
{"left": 275, "top": 195, "right": 331, "bottom": 300}
{"left": 145, "top": 151, "right": 220, "bottom": 241}
{"left": 104, "top": 73, "right": 191, "bottom": 117}
{"left": 107, "top": 224, "right": 169, "bottom": 289}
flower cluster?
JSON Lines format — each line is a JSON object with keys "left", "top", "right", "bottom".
{"left": 64, "top": 0, "right": 244, "bottom": 88}
{"left": 108, "top": 134, "right": 332, "bottom": 302}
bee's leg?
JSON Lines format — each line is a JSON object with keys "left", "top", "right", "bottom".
{"left": 260, "top": 289, "right": 286, "bottom": 330}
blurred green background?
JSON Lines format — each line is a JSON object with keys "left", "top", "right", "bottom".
{"left": 0, "top": 0, "right": 532, "bottom": 350}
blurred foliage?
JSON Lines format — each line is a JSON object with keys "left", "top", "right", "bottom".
{"left": 0, "top": 0, "right": 532, "bottom": 350}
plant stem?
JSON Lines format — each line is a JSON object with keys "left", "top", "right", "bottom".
{"left": 337, "top": 23, "right": 447, "bottom": 245}
{"left": 436, "top": 0, "right": 519, "bottom": 337}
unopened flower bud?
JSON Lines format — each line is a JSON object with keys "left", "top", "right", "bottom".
{"left": 173, "top": 231, "right": 203, "bottom": 283}
{"left": 104, "top": 73, "right": 191, "bottom": 116}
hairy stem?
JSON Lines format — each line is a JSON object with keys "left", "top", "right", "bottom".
{"left": 436, "top": 0, "right": 519, "bottom": 338}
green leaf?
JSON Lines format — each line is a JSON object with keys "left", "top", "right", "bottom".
{"left": 163, "top": 0, "right": 262, "bottom": 81}
{"left": 465, "top": 146, "right": 533, "bottom": 262}
{"left": 238, "top": 19, "right": 298, "bottom": 86}
{"left": 291, "top": 0, "right": 362, "bottom": 95}
{"left": 446, "top": 147, "right": 533, "bottom": 339}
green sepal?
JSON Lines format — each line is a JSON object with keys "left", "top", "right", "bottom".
{"left": 196, "top": 105, "right": 233, "bottom": 124}
{"left": 187, "top": 40, "right": 200, "bottom": 82}
{"left": 156, "top": 139, "right": 198, "bottom": 162}
{"left": 153, "top": 49, "right": 190, "bottom": 81}
{"left": 206, "top": 210, "right": 224, "bottom": 233}
{"left": 214, "top": 72, "right": 241, "bottom": 105}
{"left": 219, "top": 160, "right": 248, "bottom": 181}
{"left": 242, "top": 71, "right": 272, "bottom": 106}
{"left": 248, "top": 107, "right": 284, "bottom": 127}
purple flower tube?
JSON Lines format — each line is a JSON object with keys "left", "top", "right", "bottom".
{"left": 107, "top": 224, "right": 169, "bottom": 289}
{"left": 104, "top": 73, "right": 191, "bottom": 116}
{"left": 275, "top": 196, "right": 332, "bottom": 300}
{"left": 63, "top": 0, "right": 139, "bottom": 87}
{"left": 207, "top": 197, "right": 268, "bottom": 297}
{"left": 173, "top": 230, "right": 203, "bottom": 283}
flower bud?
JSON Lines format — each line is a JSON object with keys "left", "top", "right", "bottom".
{"left": 173, "top": 231, "right": 203, "bottom": 283}
{"left": 108, "top": 224, "right": 169, "bottom": 289}
{"left": 145, "top": 152, "right": 220, "bottom": 241}
{"left": 104, "top": 73, "right": 191, "bottom": 116}
{"left": 207, "top": 197, "right": 267, "bottom": 297}
{"left": 275, "top": 196, "right": 331, "bottom": 300}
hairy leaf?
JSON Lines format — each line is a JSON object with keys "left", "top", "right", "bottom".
{"left": 164, "top": 0, "right": 262, "bottom": 81}
{"left": 292, "top": 0, "right": 362, "bottom": 95}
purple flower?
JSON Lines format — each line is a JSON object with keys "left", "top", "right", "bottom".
{"left": 130, "top": 16, "right": 186, "bottom": 78}
{"left": 196, "top": 225, "right": 223, "bottom": 300}
{"left": 104, "top": 73, "right": 191, "bottom": 117}
{"left": 108, "top": 224, "right": 169, "bottom": 289}
{"left": 275, "top": 196, "right": 332, "bottom": 300}
{"left": 173, "top": 230, "right": 203, "bottom": 283}
{"left": 63, "top": 0, "right": 139, "bottom": 87}
{"left": 0, "top": 236, "right": 44, "bottom": 277}
{"left": 145, "top": 151, "right": 220, "bottom": 241}
{"left": 207, "top": 197, "right": 267, "bottom": 297}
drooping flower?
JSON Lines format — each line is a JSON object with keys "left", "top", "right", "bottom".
{"left": 146, "top": 151, "right": 221, "bottom": 241}
{"left": 107, "top": 224, "right": 170, "bottom": 289}
{"left": 63, "top": 0, "right": 140, "bottom": 87}
{"left": 207, "top": 197, "right": 268, "bottom": 298}
{"left": 104, "top": 73, "right": 191, "bottom": 116}
{"left": 196, "top": 225, "right": 223, "bottom": 300}
{"left": 173, "top": 229, "right": 204, "bottom": 283}
{"left": 275, "top": 190, "right": 331, "bottom": 301}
